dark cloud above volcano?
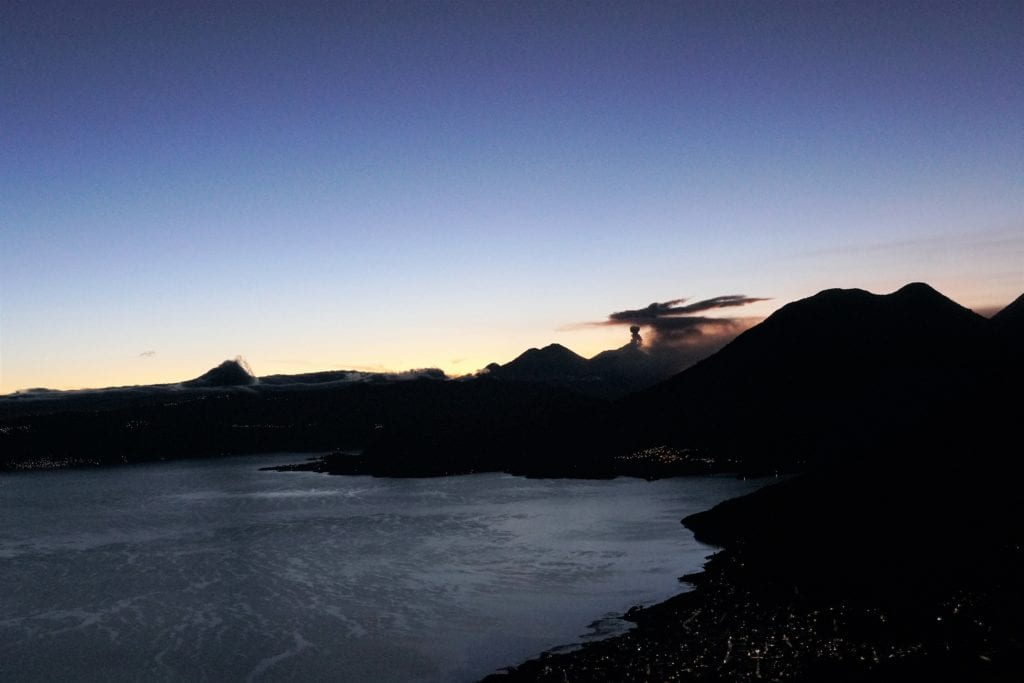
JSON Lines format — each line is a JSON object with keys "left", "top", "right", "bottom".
{"left": 608, "top": 295, "right": 768, "bottom": 326}
{"left": 577, "top": 293, "right": 770, "bottom": 365}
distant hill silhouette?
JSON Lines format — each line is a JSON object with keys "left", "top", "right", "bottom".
{"left": 258, "top": 370, "right": 355, "bottom": 385}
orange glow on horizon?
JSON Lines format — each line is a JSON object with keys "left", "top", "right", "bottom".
{"left": 2, "top": 285, "right": 1017, "bottom": 394}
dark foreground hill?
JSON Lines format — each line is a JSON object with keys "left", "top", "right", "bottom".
{"left": 491, "top": 458, "right": 1024, "bottom": 681}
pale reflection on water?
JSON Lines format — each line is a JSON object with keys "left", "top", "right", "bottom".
{"left": 0, "top": 455, "right": 761, "bottom": 681}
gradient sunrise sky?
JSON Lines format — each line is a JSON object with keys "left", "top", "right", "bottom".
{"left": 2, "top": 1, "right": 1022, "bottom": 392}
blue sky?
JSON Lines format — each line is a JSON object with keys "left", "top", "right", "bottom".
{"left": 2, "top": 1, "right": 1022, "bottom": 391}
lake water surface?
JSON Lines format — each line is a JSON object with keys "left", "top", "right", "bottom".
{"left": 0, "top": 455, "right": 762, "bottom": 681}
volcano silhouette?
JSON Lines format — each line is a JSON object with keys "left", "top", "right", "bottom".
{"left": 183, "top": 358, "right": 256, "bottom": 387}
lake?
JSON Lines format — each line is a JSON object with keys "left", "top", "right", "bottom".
{"left": 0, "top": 455, "right": 762, "bottom": 681}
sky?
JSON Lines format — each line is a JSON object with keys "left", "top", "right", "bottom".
{"left": 2, "top": 1, "right": 1022, "bottom": 392}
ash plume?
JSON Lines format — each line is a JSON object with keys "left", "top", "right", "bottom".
{"left": 629, "top": 325, "right": 643, "bottom": 347}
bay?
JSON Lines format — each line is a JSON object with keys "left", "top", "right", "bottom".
{"left": 0, "top": 455, "right": 762, "bottom": 681}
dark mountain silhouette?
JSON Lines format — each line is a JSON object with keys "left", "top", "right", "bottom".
{"left": 489, "top": 344, "right": 591, "bottom": 381}
{"left": 992, "top": 290, "right": 1024, "bottom": 321}
{"left": 607, "top": 282, "right": 994, "bottom": 468}
{"left": 589, "top": 342, "right": 677, "bottom": 380}
{"left": 992, "top": 291, "right": 1024, "bottom": 342}
{"left": 183, "top": 358, "right": 257, "bottom": 387}
{"left": 485, "top": 341, "right": 685, "bottom": 399}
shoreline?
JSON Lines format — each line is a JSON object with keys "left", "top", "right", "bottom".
{"left": 485, "top": 471, "right": 1024, "bottom": 681}
{"left": 259, "top": 449, "right": 782, "bottom": 481}
{"left": 484, "top": 543, "right": 1015, "bottom": 682}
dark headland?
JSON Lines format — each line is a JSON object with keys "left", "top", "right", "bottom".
{"left": 2, "top": 282, "right": 1022, "bottom": 680}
